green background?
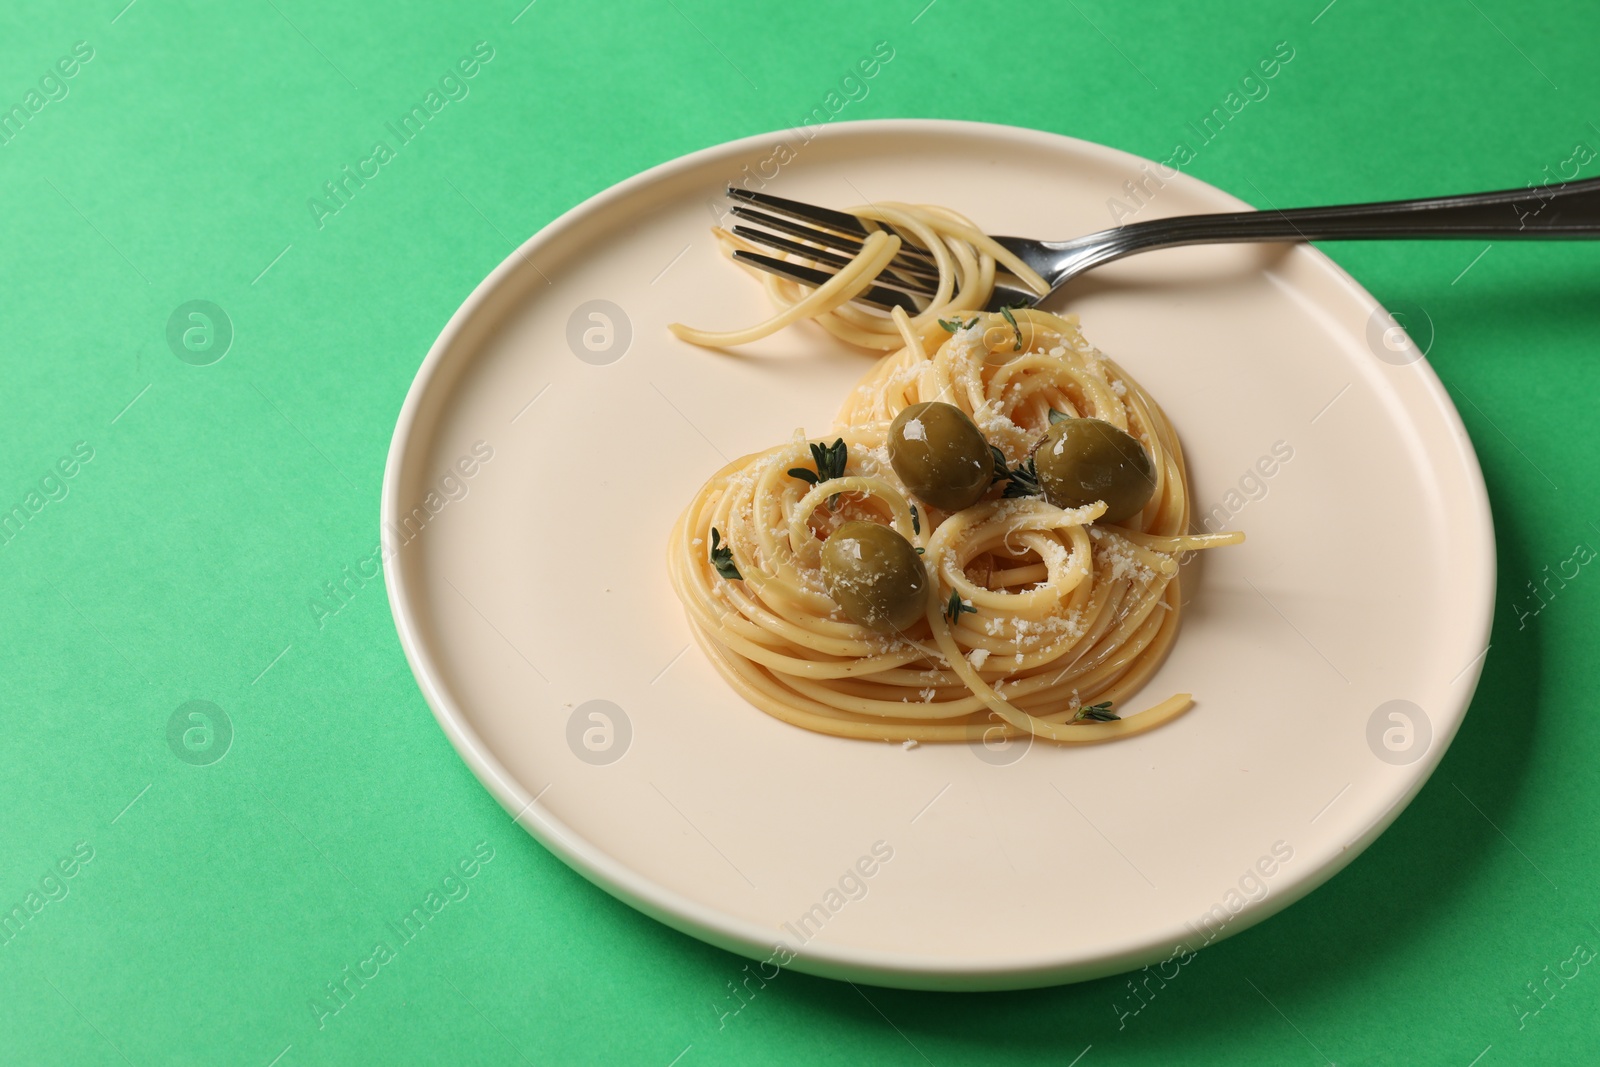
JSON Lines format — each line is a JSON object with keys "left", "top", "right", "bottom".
{"left": 1, "top": 0, "right": 1596, "bottom": 1063}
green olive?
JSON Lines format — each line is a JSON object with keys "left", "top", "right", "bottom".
{"left": 887, "top": 402, "right": 994, "bottom": 512}
{"left": 1033, "top": 417, "right": 1155, "bottom": 524}
{"left": 820, "top": 520, "right": 929, "bottom": 634}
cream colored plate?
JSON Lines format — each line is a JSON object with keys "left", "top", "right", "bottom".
{"left": 381, "top": 120, "right": 1493, "bottom": 990}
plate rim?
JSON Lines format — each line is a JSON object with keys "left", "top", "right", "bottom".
{"left": 379, "top": 117, "right": 1496, "bottom": 990}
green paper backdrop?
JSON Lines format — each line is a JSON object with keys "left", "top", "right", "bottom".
{"left": 2, "top": 0, "right": 1596, "bottom": 1063}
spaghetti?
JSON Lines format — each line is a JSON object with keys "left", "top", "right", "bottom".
{"left": 668, "top": 203, "right": 1049, "bottom": 352}
{"left": 667, "top": 204, "right": 1242, "bottom": 744}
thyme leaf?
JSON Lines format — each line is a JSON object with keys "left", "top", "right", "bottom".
{"left": 943, "top": 591, "right": 977, "bottom": 626}
{"left": 709, "top": 527, "right": 742, "bottom": 581}
{"left": 1000, "top": 306, "right": 1024, "bottom": 351}
{"left": 990, "top": 444, "right": 1042, "bottom": 498}
{"left": 1073, "top": 701, "right": 1119, "bottom": 723}
{"left": 790, "top": 438, "right": 849, "bottom": 507}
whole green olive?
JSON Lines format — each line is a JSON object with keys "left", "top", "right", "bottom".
{"left": 1033, "top": 417, "right": 1155, "bottom": 524}
{"left": 887, "top": 401, "right": 994, "bottom": 512}
{"left": 820, "top": 520, "right": 929, "bottom": 634}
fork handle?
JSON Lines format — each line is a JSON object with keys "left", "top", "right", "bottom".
{"left": 1116, "top": 176, "right": 1600, "bottom": 245}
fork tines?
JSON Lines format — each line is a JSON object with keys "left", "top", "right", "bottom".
{"left": 725, "top": 187, "right": 943, "bottom": 311}
{"left": 729, "top": 187, "right": 894, "bottom": 242}
{"left": 728, "top": 226, "right": 936, "bottom": 293}
{"left": 729, "top": 210, "right": 939, "bottom": 280}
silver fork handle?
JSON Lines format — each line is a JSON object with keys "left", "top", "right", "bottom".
{"left": 1048, "top": 176, "right": 1600, "bottom": 279}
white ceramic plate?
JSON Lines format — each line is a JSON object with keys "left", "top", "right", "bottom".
{"left": 381, "top": 120, "right": 1493, "bottom": 991}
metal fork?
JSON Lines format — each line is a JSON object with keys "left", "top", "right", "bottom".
{"left": 724, "top": 179, "right": 1600, "bottom": 312}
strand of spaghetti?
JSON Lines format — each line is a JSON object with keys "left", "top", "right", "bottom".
{"left": 1119, "top": 530, "right": 1247, "bottom": 552}
{"left": 668, "top": 230, "right": 901, "bottom": 347}
{"left": 890, "top": 305, "right": 921, "bottom": 356}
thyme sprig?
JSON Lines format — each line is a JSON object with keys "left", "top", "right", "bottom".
{"left": 709, "top": 527, "right": 741, "bottom": 581}
{"left": 938, "top": 316, "right": 981, "bottom": 332}
{"left": 788, "top": 438, "right": 849, "bottom": 507}
{"left": 1073, "top": 701, "right": 1119, "bottom": 723}
{"left": 943, "top": 591, "right": 977, "bottom": 626}
{"left": 999, "top": 306, "right": 1024, "bottom": 351}
{"left": 990, "top": 445, "right": 1042, "bottom": 499}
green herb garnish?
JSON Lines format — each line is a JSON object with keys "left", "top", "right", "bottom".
{"left": 709, "top": 527, "right": 742, "bottom": 581}
{"left": 1000, "top": 306, "right": 1024, "bottom": 351}
{"left": 937, "top": 316, "right": 981, "bottom": 333}
{"left": 788, "top": 438, "right": 849, "bottom": 507}
{"left": 1073, "top": 701, "right": 1119, "bottom": 723}
{"left": 990, "top": 445, "right": 1042, "bottom": 499}
{"left": 943, "top": 591, "right": 977, "bottom": 626}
